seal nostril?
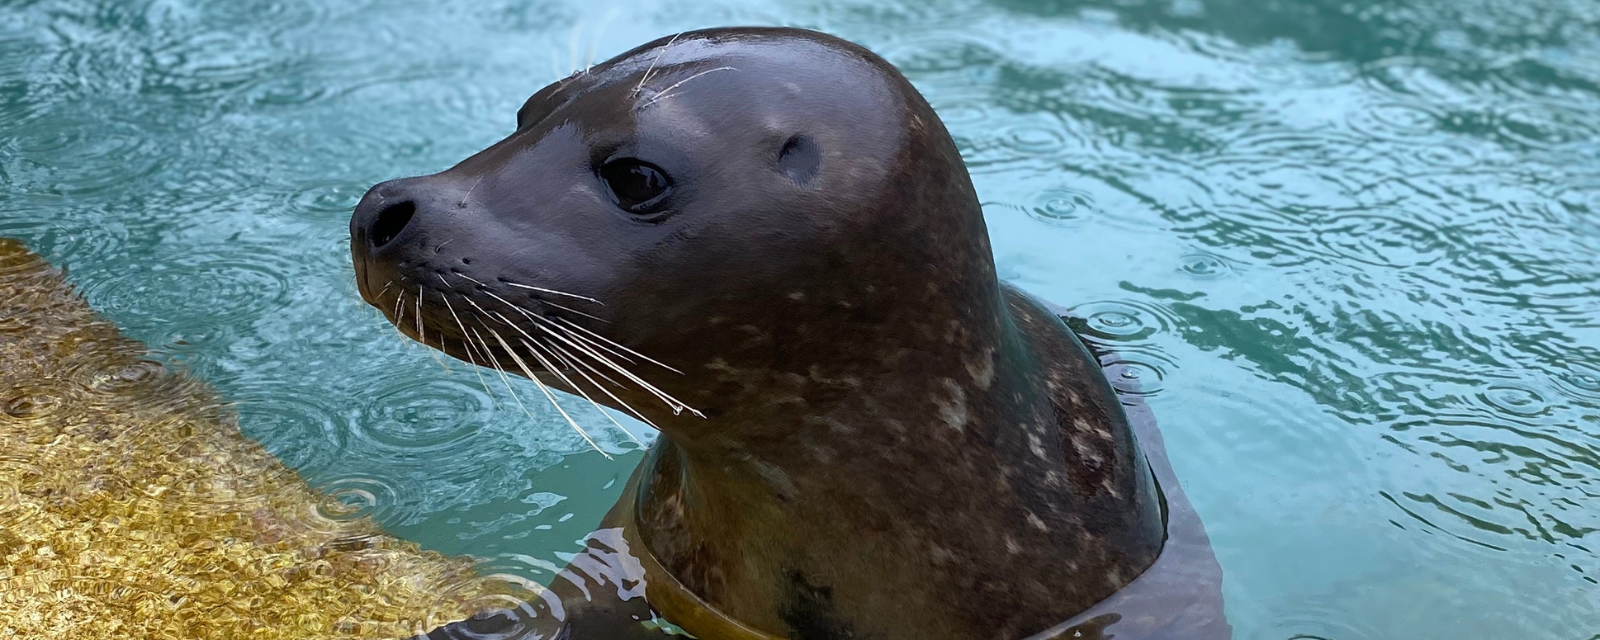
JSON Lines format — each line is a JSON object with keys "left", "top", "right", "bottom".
{"left": 370, "top": 201, "right": 416, "bottom": 249}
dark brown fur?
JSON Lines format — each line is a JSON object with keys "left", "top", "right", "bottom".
{"left": 351, "top": 28, "right": 1229, "bottom": 640}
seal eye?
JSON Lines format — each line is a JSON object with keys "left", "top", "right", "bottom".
{"left": 600, "top": 159, "right": 672, "bottom": 214}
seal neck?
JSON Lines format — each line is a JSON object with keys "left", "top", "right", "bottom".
{"left": 629, "top": 291, "right": 1144, "bottom": 639}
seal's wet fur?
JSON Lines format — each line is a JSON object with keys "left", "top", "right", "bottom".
{"left": 351, "top": 27, "right": 1229, "bottom": 640}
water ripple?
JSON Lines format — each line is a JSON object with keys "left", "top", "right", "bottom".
{"left": 1313, "top": 213, "right": 1455, "bottom": 268}
{"left": 5, "top": 0, "right": 1600, "bottom": 636}
{"left": 77, "top": 247, "right": 296, "bottom": 328}
{"left": 234, "top": 387, "right": 350, "bottom": 474}
{"left": 354, "top": 375, "right": 494, "bottom": 455}
{"left": 1069, "top": 299, "right": 1183, "bottom": 342}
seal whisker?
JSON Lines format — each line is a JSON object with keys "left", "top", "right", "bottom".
{"left": 532, "top": 316, "right": 636, "bottom": 366}
{"left": 501, "top": 281, "right": 604, "bottom": 305}
{"left": 483, "top": 299, "right": 658, "bottom": 437}
{"left": 536, "top": 298, "right": 609, "bottom": 323}
{"left": 530, "top": 318, "right": 637, "bottom": 377}
{"left": 413, "top": 287, "right": 426, "bottom": 343}
{"left": 550, "top": 316, "right": 681, "bottom": 374}
{"left": 458, "top": 176, "right": 485, "bottom": 208}
{"left": 521, "top": 336, "right": 645, "bottom": 446}
{"left": 417, "top": 287, "right": 453, "bottom": 374}
{"left": 467, "top": 325, "right": 587, "bottom": 455}
{"left": 539, "top": 337, "right": 661, "bottom": 434}
{"left": 568, "top": 20, "right": 584, "bottom": 75}
{"left": 481, "top": 326, "right": 610, "bottom": 458}
{"left": 461, "top": 296, "right": 505, "bottom": 326}
{"left": 634, "top": 32, "right": 682, "bottom": 94}
{"left": 640, "top": 66, "right": 738, "bottom": 108}
{"left": 485, "top": 295, "right": 631, "bottom": 390}
{"left": 583, "top": 8, "right": 619, "bottom": 72}
{"left": 544, "top": 322, "right": 702, "bottom": 418}
{"left": 442, "top": 295, "right": 500, "bottom": 405}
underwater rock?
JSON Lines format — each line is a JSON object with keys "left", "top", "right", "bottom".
{"left": 0, "top": 238, "right": 499, "bottom": 639}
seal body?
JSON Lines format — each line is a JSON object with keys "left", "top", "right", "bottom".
{"left": 350, "top": 27, "right": 1228, "bottom": 640}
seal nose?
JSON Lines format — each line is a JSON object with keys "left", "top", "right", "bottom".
{"left": 368, "top": 200, "right": 415, "bottom": 249}
{"left": 352, "top": 178, "right": 420, "bottom": 251}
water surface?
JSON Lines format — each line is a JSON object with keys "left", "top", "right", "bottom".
{"left": 1, "top": 0, "right": 1597, "bottom": 637}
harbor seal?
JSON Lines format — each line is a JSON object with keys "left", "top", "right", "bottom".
{"left": 350, "top": 27, "right": 1228, "bottom": 640}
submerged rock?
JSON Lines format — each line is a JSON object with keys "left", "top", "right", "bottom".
{"left": 0, "top": 238, "right": 500, "bottom": 639}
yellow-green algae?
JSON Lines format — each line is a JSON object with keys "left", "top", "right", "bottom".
{"left": 0, "top": 239, "right": 502, "bottom": 639}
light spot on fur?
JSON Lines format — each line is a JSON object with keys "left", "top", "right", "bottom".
{"left": 933, "top": 378, "right": 969, "bottom": 432}
{"left": 1072, "top": 434, "right": 1103, "bottom": 463}
{"left": 1026, "top": 512, "right": 1049, "bottom": 531}
{"left": 788, "top": 291, "right": 805, "bottom": 301}
{"left": 1027, "top": 433, "right": 1047, "bottom": 459}
{"left": 965, "top": 348, "right": 996, "bottom": 390}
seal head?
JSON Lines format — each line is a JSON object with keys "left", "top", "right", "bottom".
{"left": 352, "top": 28, "right": 1172, "bottom": 640}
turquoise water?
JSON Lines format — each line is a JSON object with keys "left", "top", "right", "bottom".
{"left": 3, "top": 0, "right": 1598, "bottom": 637}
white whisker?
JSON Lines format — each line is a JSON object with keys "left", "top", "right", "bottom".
{"left": 635, "top": 32, "right": 682, "bottom": 94}
{"left": 443, "top": 296, "right": 499, "bottom": 405}
{"left": 584, "top": 8, "right": 618, "bottom": 72}
{"left": 413, "top": 287, "right": 426, "bottom": 342}
{"left": 481, "top": 326, "right": 609, "bottom": 458}
{"left": 463, "top": 296, "right": 502, "bottom": 324}
{"left": 501, "top": 281, "right": 603, "bottom": 305}
{"left": 540, "top": 337, "right": 660, "bottom": 435}
{"left": 521, "top": 336, "right": 644, "bottom": 446}
{"left": 532, "top": 297, "right": 608, "bottom": 322}
{"left": 568, "top": 21, "right": 584, "bottom": 75}
{"left": 468, "top": 325, "right": 575, "bottom": 456}
{"left": 544, "top": 322, "right": 702, "bottom": 418}
{"left": 417, "top": 287, "right": 452, "bottom": 374}
{"left": 533, "top": 316, "right": 636, "bottom": 366}
{"left": 550, "top": 316, "right": 681, "bottom": 374}
{"left": 641, "top": 66, "right": 738, "bottom": 108}
{"left": 484, "top": 294, "right": 629, "bottom": 389}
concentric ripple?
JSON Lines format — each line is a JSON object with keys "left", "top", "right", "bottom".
{"left": 1028, "top": 187, "right": 1095, "bottom": 225}
{"left": 354, "top": 376, "right": 494, "bottom": 454}
{"left": 1068, "top": 300, "right": 1183, "bottom": 342}
{"left": 1101, "top": 349, "right": 1175, "bottom": 397}
{"left": 5, "top": 0, "right": 1600, "bottom": 637}
{"left": 1179, "top": 253, "right": 1233, "bottom": 279}
{"left": 78, "top": 248, "right": 296, "bottom": 328}
{"left": 234, "top": 387, "right": 350, "bottom": 474}
{"left": 1477, "top": 384, "right": 1550, "bottom": 418}
{"left": 1314, "top": 214, "right": 1454, "bottom": 268}
{"left": 1553, "top": 363, "right": 1600, "bottom": 403}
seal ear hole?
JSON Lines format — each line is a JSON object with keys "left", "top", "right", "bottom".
{"left": 777, "top": 135, "right": 820, "bottom": 186}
